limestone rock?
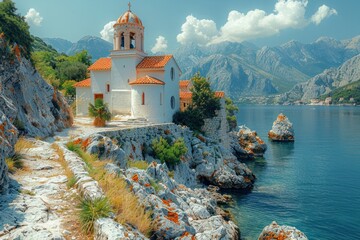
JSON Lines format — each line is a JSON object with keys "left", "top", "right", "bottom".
{"left": 268, "top": 114, "right": 295, "bottom": 142}
{"left": 230, "top": 126, "right": 267, "bottom": 159}
{"left": 0, "top": 37, "right": 72, "bottom": 194}
{"left": 258, "top": 221, "right": 308, "bottom": 240}
{"left": 94, "top": 218, "right": 147, "bottom": 240}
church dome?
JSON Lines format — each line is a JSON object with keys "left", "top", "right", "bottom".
{"left": 116, "top": 10, "right": 143, "bottom": 26}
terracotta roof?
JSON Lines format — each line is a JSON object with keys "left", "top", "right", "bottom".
{"left": 179, "top": 92, "right": 192, "bottom": 99}
{"left": 179, "top": 80, "right": 190, "bottom": 87}
{"left": 180, "top": 91, "right": 225, "bottom": 99}
{"left": 215, "top": 91, "right": 225, "bottom": 98}
{"left": 137, "top": 55, "right": 173, "bottom": 69}
{"left": 74, "top": 78, "right": 91, "bottom": 88}
{"left": 129, "top": 75, "right": 165, "bottom": 86}
{"left": 88, "top": 58, "right": 111, "bottom": 71}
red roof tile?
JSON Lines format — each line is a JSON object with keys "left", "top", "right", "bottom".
{"left": 129, "top": 75, "right": 165, "bottom": 86}
{"left": 74, "top": 78, "right": 91, "bottom": 87}
{"left": 214, "top": 91, "right": 225, "bottom": 98}
{"left": 88, "top": 58, "right": 111, "bottom": 71}
{"left": 137, "top": 55, "right": 173, "bottom": 69}
{"left": 179, "top": 80, "right": 190, "bottom": 87}
{"left": 179, "top": 91, "right": 225, "bottom": 99}
{"left": 179, "top": 92, "right": 192, "bottom": 99}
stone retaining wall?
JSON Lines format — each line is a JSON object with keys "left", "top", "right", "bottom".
{"left": 202, "top": 99, "right": 230, "bottom": 148}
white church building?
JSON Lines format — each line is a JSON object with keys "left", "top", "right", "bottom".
{"left": 74, "top": 5, "right": 181, "bottom": 123}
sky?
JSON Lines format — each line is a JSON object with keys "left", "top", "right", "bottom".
{"left": 11, "top": 0, "right": 360, "bottom": 53}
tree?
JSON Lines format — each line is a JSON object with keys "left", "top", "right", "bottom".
{"left": 56, "top": 61, "right": 88, "bottom": 83}
{"left": 0, "top": 0, "right": 33, "bottom": 58}
{"left": 151, "top": 137, "right": 187, "bottom": 168}
{"left": 88, "top": 99, "right": 111, "bottom": 127}
{"left": 62, "top": 80, "right": 77, "bottom": 97}
{"left": 190, "top": 72, "right": 221, "bottom": 118}
{"left": 225, "top": 97, "right": 239, "bottom": 131}
{"left": 173, "top": 73, "right": 221, "bottom": 132}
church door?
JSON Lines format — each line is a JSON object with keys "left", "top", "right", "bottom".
{"left": 94, "top": 94, "right": 103, "bottom": 101}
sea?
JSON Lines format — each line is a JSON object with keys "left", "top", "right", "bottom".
{"left": 230, "top": 105, "right": 360, "bottom": 240}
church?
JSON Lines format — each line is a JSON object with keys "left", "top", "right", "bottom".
{"left": 74, "top": 5, "right": 181, "bottom": 123}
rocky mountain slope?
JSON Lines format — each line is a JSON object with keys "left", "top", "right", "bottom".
{"left": 43, "top": 36, "right": 112, "bottom": 61}
{"left": 279, "top": 54, "right": 360, "bottom": 102}
{"left": 0, "top": 36, "right": 72, "bottom": 194}
{"left": 175, "top": 36, "right": 360, "bottom": 98}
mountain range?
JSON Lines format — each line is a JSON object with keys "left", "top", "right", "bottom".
{"left": 43, "top": 36, "right": 112, "bottom": 61}
{"left": 42, "top": 35, "right": 360, "bottom": 101}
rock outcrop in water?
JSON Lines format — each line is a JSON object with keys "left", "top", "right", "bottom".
{"left": 258, "top": 221, "right": 308, "bottom": 240}
{"left": 0, "top": 36, "right": 72, "bottom": 194}
{"left": 230, "top": 126, "right": 267, "bottom": 159}
{"left": 268, "top": 114, "right": 294, "bottom": 142}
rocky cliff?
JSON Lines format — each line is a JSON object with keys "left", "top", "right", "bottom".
{"left": 0, "top": 36, "right": 73, "bottom": 194}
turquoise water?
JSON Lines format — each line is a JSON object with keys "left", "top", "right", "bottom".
{"left": 231, "top": 105, "right": 360, "bottom": 240}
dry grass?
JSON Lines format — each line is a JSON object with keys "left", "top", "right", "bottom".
{"left": 127, "top": 160, "right": 149, "bottom": 170}
{"left": 14, "top": 137, "right": 36, "bottom": 153}
{"left": 68, "top": 143, "right": 153, "bottom": 236}
{"left": 52, "top": 144, "right": 76, "bottom": 189}
{"left": 5, "top": 153, "right": 25, "bottom": 174}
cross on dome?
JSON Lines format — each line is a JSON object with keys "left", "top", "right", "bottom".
{"left": 128, "top": 2, "right": 131, "bottom": 11}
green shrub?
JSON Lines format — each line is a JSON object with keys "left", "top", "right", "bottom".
{"left": 79, "top": 197, "right": 111, "bottom": 233}
{"left": 151, "top": 137, "right": 187, "bottom": 167}
{"left": 173, "top": 107, "right": 204, "bottom": 132}
{"left": 225, "top": 97, "right": 238, "bottom": 131}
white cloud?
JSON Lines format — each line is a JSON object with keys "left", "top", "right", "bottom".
{"left": 151, "top": 35, "right": 168, "bottom": 53}
{"left": 176, "top": 15, "right": 218, "bottom": 46}
{"left": 311, "top": 5, "right": 337, "bottom": 25}
{"left": 25, "top": 8, "right": 43, "bottom": 26}
{"left": 100, "top": 21, "right": 116, "bottom": 42}
{"left": 177, "top": 0, "right": 337, "bottom": 46}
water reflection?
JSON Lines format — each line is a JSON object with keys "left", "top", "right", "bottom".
{"left": 269, "top": 141, "right": 295, "bottom": 160}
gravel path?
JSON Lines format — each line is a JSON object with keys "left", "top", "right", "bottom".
{"left": 0, "top": 139, "right": 85, "bottom": 240}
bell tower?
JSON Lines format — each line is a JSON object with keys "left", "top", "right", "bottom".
{"left": 112, "top": 2, "right": 144, "bottom": 53}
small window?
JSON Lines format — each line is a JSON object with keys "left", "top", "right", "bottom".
{"left": 106, "top": 84, "right": 110, "bottom": 93}
{"left": 160, "top": 93, "right": 163, "bottom": 105}
{"left": 170, "top": 96, "right": 175, "bottom": 109}
{"left": 170, "top": 67, "right": 175, "bottom": 80}
{"left": 142, "top": 92, "right": 145, "bottom": 105}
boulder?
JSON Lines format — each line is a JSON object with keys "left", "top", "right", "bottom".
{"left": 258, "top": 221, "right": 308, "bottom": 240}
{"left": 268, "top": 113, "right": 295, "bottom": 142}
{"left": 94, "top": 218, "right": 147, "bottom": 240}
{"left": 230, "top": 126, "right": 267, "bottom": 159}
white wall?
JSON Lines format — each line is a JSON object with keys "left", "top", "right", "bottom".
{"left": 111, "top": 90, "right": 132, "bottom": 115}
{"left": 91, "top": 71, "right": 111, "bottom": 104}
{"left": 163, "top": 58, "right": 180, "bottom": 122}
{"left": 131, "top": 85, "right": 165, "bottom": 123}
{"left": 76, "top": 87, "right": 92, "bottom": 116}
{"left": 110, "top": 54, "right": 144, "bottom": 90}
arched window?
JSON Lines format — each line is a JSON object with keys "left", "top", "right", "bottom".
{"left": 130, "top": 32, "right": 136, "bottom": 49}
{"left": 170, "top": 96, "right": 175, "bottom": 109}
{"left": 170, "top": 67, "right": 175, "bottom": 80}
{"left": 142, "top": 92, "right": 145, "bottom": 105}
{"left": 120, "top": 33, "right": 125, "bottom": 50}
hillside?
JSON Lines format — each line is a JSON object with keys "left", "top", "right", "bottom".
{"left": 320, "top": 79, "right": 360, "bottom": 104}
{"left": 43, "top": 36, "right": 112, "bottom": 61}
{"left": 279, "top": 54, "right": 360, "bottom": 103}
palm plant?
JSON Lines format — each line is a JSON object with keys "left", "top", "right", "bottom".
{"left": 88, "top": 98, "right": 111, "bottom": 127}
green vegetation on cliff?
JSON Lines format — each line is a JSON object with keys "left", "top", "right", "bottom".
{"left": 320, "top": 79, "right": 360, "bottom": 104}
{"left": 0, "top": 0, "right": 32, "bottom": 58}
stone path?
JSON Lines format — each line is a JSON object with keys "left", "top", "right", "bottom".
{"left": 0, "top": 139, "right": 87, "bottom": 240}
